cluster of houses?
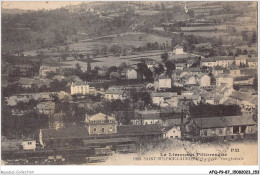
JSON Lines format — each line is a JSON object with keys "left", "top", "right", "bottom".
{"left": 5, "top": 44, "right": 257, "bottom": 154}
{"left": 19, "top": 111, "right": 256, "bottom": 150}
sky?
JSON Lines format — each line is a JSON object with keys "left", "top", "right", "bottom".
{"left": 2, "top": 1, "right": 85, "bottom": 10}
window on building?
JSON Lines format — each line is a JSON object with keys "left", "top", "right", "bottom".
{"left": 93, "top": 128, "right": 96, "bottom": 132}
{"left": 93, "top": 120, "right": 96, "bottom": 124}
{"left": 101, "top": 128, "right": 105, "bottom": 133}
{"left": 203, "top": 130, "right": 207, "bottom": 136}
{"left": 170, "top": 136, "right": 173, "bottom": 138}
{"left": 109, "top": 120, "right": 112, "bottom": 123}
{"left": 219, "top": 129, "right": 223, "bottom": 134}
{"left": 233, "top": 126, "right": 239, "bottom": 134}
{"left": 241, "top": 126, "right": 246, "bottom": 133}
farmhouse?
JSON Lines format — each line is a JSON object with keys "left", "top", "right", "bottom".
{"left": 121, "top": 67, "right": 137, "bottom": 79}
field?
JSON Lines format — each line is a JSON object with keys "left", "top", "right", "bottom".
{"left": 24, "top": 32, "right": 172, "bottom": 57}
{"left": 69, "top": 32, "right": 172, "bottom": 52}
{"left": 135, "top": 10, "right": 160, "bottom": 16}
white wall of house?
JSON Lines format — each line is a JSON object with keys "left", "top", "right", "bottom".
{"left": 186, "top": 76, "right": 197, "bottom": 85}
{"left": 105, "top": 93, "right": 126, "bottom": 101}
{"left": 229, "top": 69, "right": 241, "bottom": 77}
{"left": 201, "top": 61, "right": 216, "bottom": 67}
{"left": 216, "top": 77, "right": 234, "bottom": 88}
{"left": 159, "top": 78, "right": 172, "bottom": 89}
{"left": 164, "top": 126, "right": 181, "bottom": 139}
{"left": 176, "top": 48, "right": 184, "bottom": 55}
{"left": 21, "top": 140, "right": 36, "bottom": 150}
{"left": 248, "top": 61, "right": 257, "bottom": 67}
{"left": 126, "top": 69, "right": 138, "bottom": 79}
{"left": 71, "top": 84, "right": 89, "bottom": 95}
{"left": 200, "top": 75, "right": 211, "bottom": 87}
{"left": 235, "top": 58, "right": 247, "bottom": 66}
{"left": 216, "top": 60, "right": 234, "bottom": 68}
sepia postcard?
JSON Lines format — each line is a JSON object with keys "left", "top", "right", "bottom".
{"left": 1, "top": 1, "right": 259, "bottom": 171}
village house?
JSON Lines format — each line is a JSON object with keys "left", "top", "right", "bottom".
{"left": 85, "top": 113, "right": 117, "bottom": 135}
{"left": 201, "top": 58, "right": 216, "bottom": 67}
{"left": 131, "top": 110, "right": 163, "bottom": 125}
{"left": 39, "top": 65, "right": 59, "bottom": 77}
{"left": 49, "top": 113, "right": 65, "bottom": 130}
{"left": 216, "top": 75, "right": 234, "bottom": 88}
{"left": 229, "top": 91, "right": 257, "bottom": 114}
{"left": 215, "top": 56, "right": 234, "bottom": 68}
{"left": 181, "top": 74, "right": 197, "bottom": 85}
{"left": 248, "top": 57, "right": 257, "bottom": 67}
{"left": 198, "top": 74, "right": 211, "bottom": 87}
{"left": 172, "top": 44, "right": 184, "bottom": 55}
{"left": 36, "top": 101, "right": 55, "bottom": 115}
{"left": 20, "top": 138, "right": 36, "bottom": 150}
{"left": 235, "top": 55, "right": 247, "bottom": 67}
{"left": 162, "top": 118, "right": 188, "bottom": 139}
{"left": 158, "top": 74, "right": 172, "bottom": 90}
{"left": 234, "top": 76, "right": 254, "bottom": 85}
{"left": 104, "top": 89, "right": 128, "bottom": 101}
{"left": 18, "top": 78, "right": 51, "bottom": 88}
{"left": 121, "top": 67, "right": 138, "bottom": 79}
{"left": 98, "top": 66, "right": 109, "bottom": 77}
{"left": 191, "top": 115, "right": 257, "bottom": 140}
{"left": 229, "top": 68, "right": 241, "bottom": 77}
{"left": 71, "top": 81, "right": 89, "bottom": 95}
{"left": 151, "top": 92, "right": 178, "bottom": 108}
{"left": 175, "top": 62, "right": 186, "bottom": 70}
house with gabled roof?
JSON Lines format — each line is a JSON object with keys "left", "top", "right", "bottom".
{"left": 121, "top": 67, "right": 137, "bottom": 79}
{"left": 71, "top": 80, "right": 89, "bottom": 95}
{"left": 131, "top": 110, "right": 163, "bottom": 125}
{"left": 85, "top": 113, "right": 117, "bottom": 135}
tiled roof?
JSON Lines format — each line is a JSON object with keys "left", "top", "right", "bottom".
{"left": 121, "top": 67, "right": 135, "bottom": 73}
{"left": 23, "top": 138, "right": 35, "bottom": 142}
{"left": 250, "top": 97, "right": 258, "bottom": 105}
{"left": 215, "top": 56, "right": 234, "bottom": 61}
{"left": 136, "top": 110, "right": 161, "bottom": 120}
{"left": 41, "top": 127, "right": 89, "bottom": 140}
{"left": 201, "top": 58, "right": 216, "bottom": 62}
{"left": 230, "top": 91, "right": 253, "bottom": 101}
{"left": 158, "top": 74, "right": 170, "bottom": 79}
{"left": 193, "top": 115, "right": 256, "bottom": 129}
{"left": 164, "top": 118, "right": 188, "bottom": 126}
{"left": 117, "top": 124, "right": 162, "bottom": 135}
{"left": 248, "top": 57, "right": 257, "bottom": 62}
{"left": 74, "top": 80, "right": 87, "bottom": 86}
{"left": 234, "top": 76, "right": 254, "bottom": 81}
{"left": 89, "top": 113, "right": 114, "bottom": 121}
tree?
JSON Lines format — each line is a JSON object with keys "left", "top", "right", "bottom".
{"left": 251, "top": 30, "right": 257, "bottom": 43}
{"left": 154, "top": 63, "right": 164, "bottom": 76}
{"left": 161, "top": 52, "right": 169, "bottom": 63}
{"left": 235, "top": 48, "right": 242, "bottom": 56}
{"left": 242, "top": 49, "right": 248, "bottom": 55}
{"left": 75, "top": 63, "right": 81, "bottom": 71}
{"left": 87, "top": 58, "right": 91, "bottom": 72}
{"left": 165, "top": 60, "right": 175, "bottom": 76}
